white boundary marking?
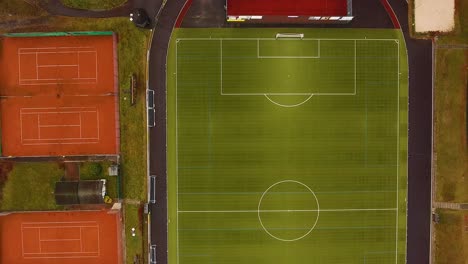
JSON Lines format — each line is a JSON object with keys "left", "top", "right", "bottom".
{"left": 175, "top": 36, "right": 402, "bottom": 258}
{"left": 19, "top": 107, "right": 100, "bottom": 145}
{"left": 175, "top": 39, "right": 180, "bottom": 264}
{"left": 17, "top": 47, "right": 98, "bottom": 85}
{"left": 178, "top": 208, "right": 398, "bottom": 213}
{"left": 21, "top": 222, "right": 100, "bottom": 258}
{"left": 264, "top": 94, "right": 314, "bottom": 108}
{"left": 395, "top": 38, "right": 400, "bottom": 263}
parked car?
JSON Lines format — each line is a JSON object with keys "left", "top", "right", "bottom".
{"left": 130, "top": 8, "right": 150, "bottom": 28}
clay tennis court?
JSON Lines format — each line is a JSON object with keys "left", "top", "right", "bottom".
{"left": 0, "top": 34, "right": 119, "bottom": 156}
{"left": 0, "top": 210, "right": 122, "bottom": 264}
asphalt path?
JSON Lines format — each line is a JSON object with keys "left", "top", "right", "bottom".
{"left": 386, "top": 1, "right": 433, "bottom": 263}
{"left": 147, "top": 1, "right": 433, "bottom": 263}
{"left": 148, "top": 1, "right": 188, "bottom": 264}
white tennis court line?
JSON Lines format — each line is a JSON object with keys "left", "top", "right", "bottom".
{"left": 17, "top": 47, "right": 98, "bottom": 85}
{"left": 20, "top": 107, "right": 100, "bottom": 145}
{"left": 21, "top": 222, "right": 100, "bottom": 258}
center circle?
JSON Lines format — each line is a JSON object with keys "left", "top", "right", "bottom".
{"left": 257, "top": 180, "right": 319, "bottom": 242}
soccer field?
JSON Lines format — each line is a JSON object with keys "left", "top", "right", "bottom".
{"left": 167, "top": 28, "right": 408, "bottom": 264}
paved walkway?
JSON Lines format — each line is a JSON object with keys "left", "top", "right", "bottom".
{"left": 433, "top": 202, "right": 468, "bottom": 210}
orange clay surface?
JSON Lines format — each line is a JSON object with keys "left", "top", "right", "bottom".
{"left": 0, "top": 35, "right": 119, "bottom": 156}
{"left": 0, "top": 210, "right": 122, "bottom": 264}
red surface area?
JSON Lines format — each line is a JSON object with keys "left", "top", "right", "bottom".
{"left": 380, "top": 0, "right": 401, "bottom": 28}
{"left": 227, "top": 0, "right": 348, "bottom": 16}
{"left": 0, "top": 35, "right": 119, "bottom": 156}
{"left": 0, "top": 210, "right": 122, "bottom": 264}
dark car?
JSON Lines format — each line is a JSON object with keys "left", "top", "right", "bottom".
{"left": 130, "top": 8, "right": 150, "bottom": 28}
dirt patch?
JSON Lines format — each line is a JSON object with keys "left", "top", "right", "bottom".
{"left": 415, "top": 0, "right": 455, "bottom": 32}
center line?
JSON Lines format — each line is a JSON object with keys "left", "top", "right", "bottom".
{"left": 178, "top": 208, "right": 397, "bottom": 213}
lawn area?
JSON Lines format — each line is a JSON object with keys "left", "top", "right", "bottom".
{"left": 434, "top": 48, "right": 468, "bottom": 202}
{"left": 0, "top": 0, "right": 44, "bottom": 16}
{"left": 433, "top": 209, "right": 468, "bottom": 264}
{"left": 61, "top": 0, "right": 127, "bottom": 10}
{"left": 0, "top": 162, "right": 63, "bottom": 210}
{"left": 124, "top": 204, "right": 146, "bottom": 264}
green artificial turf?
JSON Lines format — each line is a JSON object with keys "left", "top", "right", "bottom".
{"left": 167, "top": 28, "right": 408, "bottom": 264}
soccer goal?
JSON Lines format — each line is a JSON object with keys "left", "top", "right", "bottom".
{"left": 275, "top": 33, "right": 304, "bottom": 39}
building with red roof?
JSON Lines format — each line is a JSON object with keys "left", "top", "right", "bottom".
{"left": 226, "top": 0, "right": 353, "bottom": 23}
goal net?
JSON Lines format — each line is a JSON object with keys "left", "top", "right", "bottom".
{"left": 275, "top": 33, "right": 304, "bottom": 39}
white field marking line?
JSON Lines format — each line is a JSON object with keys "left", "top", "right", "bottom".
{"left": 22, "top": 141, "right": 99, "bottom": 146}
{"left": 22, "top": 111, "right": 97, "bottom": 115}
{"left": 18, "top": 50, "right": 97, "bottom": 84}
{"left": 22, "top": 225, "right": 99, "bottom": 229}
{"left": 354, "top": 40, "right": 357, "bottom": 95}
{"left": 95, "top": 50, "right": 98, "bottom": 84}
{"left": 79, "top": 113, "right": 82, "bottom": 138}
{"left": 175, "top": 39, "right": 180, "bottom": 264}
{"left": 38, "top": 125, "right": 80, "bottom": 127}
{"left": 22, "top": 221, "right": 98, "bottom": 225}
{"left": 220, "top": 39, "right": 223, "bottom": 95}
{"left": 20, "top": 108, "right": 24, "bottom": 143}
{"left": 257, "top": 39, "right": 320, "bottom": 59}
{"left": 96, "top": 110, "right": 100, "bottom": 141}
{"left": 177, "top": 38, "right": 399, "bottom": 41}
{"left": 264, "top": 94, "right": 314, "bottom": 108}
{"left": 37, "top": 114, "right": 41, "bottom": 139}
{"left": 19, "top": 82, "right": 96, "bottom": 85}
{"left": 21, "top": 107, "right": 96, "bottom": 110}
{"left": 24, "top": 255, "right": 99, "bottom": 259}
{"left": 178, "top": 208, "right": 398, "bottom": 213}
{"left": 21, "top": 224, "right": 25, "bottom": 256}
{"left": 18, "top": 46, "right": 94, "bottom": 51}
{"left": 17, "top": 49, "right": 21, "bottom": 85}
{"left": 22, "top": 137, "right": 98, "bottom": 141}
{"left": 39, "top": 238, "right": 81, "bottom": 242}
{"left": 77, "top": 52, "right": 80, "bottom": 78}
{"left": 97, "top": 225, "right": 100, "bottom": 256}
{"left": 37, "top": 65, "right": 79, "bottom": 68}
{"left": 221, "top": 92, "right": 356, "bottom": 96}
{"left": 395, "top": 38, "right": 400, "bottom": 264}
{"left": 36, "top": 52, "right": 39, "bottom": 79}
{"left": 20, "top": 78, "right": 96, "bottom": 81}
{"left": 39, "top": 228, "right": 42, "bottom": 253}
{"left": 24, "top": 251, "right": 99, "bottom": 254}
{"left": 19, "top": 51, "right": 95, "bottom": 55}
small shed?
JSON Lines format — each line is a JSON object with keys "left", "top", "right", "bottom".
{"left": 55, "top": 180, "right": 106, "bottom": 205}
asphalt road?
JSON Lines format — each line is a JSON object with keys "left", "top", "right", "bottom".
{"left": 147, "top": 1, "right": 433, "bottom": 263}
{"left": 148, "top": 1, "right": 188, "bottom": 264}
